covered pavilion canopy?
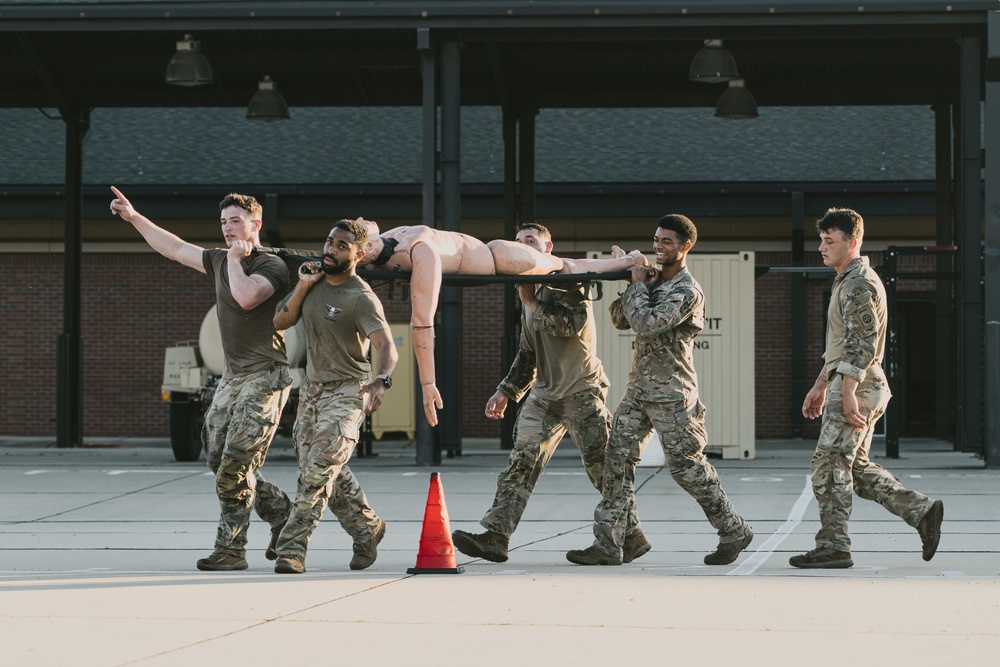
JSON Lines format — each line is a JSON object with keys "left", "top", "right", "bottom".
{"left": 1, "top": 0, "right": 998, "bottom": 465}
{"left": 0, "top": 1, "right": 995, "bottom": 111}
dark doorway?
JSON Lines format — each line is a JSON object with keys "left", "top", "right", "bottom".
{"left": 897, "top": 298, "right": 938, "bottom": 436}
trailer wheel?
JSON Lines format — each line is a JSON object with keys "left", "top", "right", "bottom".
{"left": 169, "top": 393, "right": 205, "bottom": 462}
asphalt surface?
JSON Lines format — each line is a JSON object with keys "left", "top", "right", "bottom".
{"left": 1, "top": 436, "right": 997, "bottom": 666}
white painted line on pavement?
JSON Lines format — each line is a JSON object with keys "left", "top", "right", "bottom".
{"left": 942, "top": 571, "right": 967, "bottom": 577}
{"left": 727, "top": 473, "right": 813, "bottom": 576}
{"left": 24, "top": 470, "right": 50, "bottom": 475}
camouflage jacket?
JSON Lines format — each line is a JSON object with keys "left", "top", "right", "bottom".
{"left": 822, "top": 256, "right": 886, "bottom": 383}
{"left": 498, "top": 283, "right": 608, "bottom": 402}
{"left": 612, "top": 267, "right": 704, "bottom": 405}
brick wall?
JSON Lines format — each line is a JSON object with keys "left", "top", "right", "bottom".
{"left": 1, "top": 250, "right": 940, "bottom": 440}
{"left": 2, "top": 254, "right": 63, "bottom": 434}
{"left": 753, "top": 252, "right": 829, "bottom": 441}
{"left": 1, "top": 253, "right": 214, "bottom": 436}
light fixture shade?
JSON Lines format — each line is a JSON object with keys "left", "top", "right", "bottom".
{"left": 165, "top": 34, "right": 213, "bottom": 87}
{"left": 689, "top": 39, "right": 740, "bottom": 84}
{"left": 715, "top": 79, "right": 759, "bottom": 120}
{"left": 246, "top": 76, "right": 290, "bottom": 121}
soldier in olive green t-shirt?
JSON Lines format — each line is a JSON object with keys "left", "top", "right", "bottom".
{"left": 452, "top": 223, "right": 647, "bottom": 565}
{"left": 271, "top": 218, "right": 397, "bottom": 575}
{"left": 110, "top": 186, "right": 294, "bottom": 572}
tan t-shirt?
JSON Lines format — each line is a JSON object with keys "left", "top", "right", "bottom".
{"left": 498, "top": 284, "right": 609, "bottom": 402}
{"left": 300, "top": 275, "right": 389, "bottom": 385}
{"left": 203, "top": 249, "right": 289, "bottom": 377}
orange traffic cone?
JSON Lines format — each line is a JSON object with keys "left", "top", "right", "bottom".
{"left": 407, "top": 472, "right": 465, "bottom": 574}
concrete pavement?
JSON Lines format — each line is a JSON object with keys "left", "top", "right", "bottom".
{"left": 1, "top": 436, "right": 998, "bottom": 666}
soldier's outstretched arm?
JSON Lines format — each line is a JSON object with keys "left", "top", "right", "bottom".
{"left": 559, "top": 246, "right": 647, "bottom": 274}
{"left": 109, "top": 186, "right": 205, "bottom": 273}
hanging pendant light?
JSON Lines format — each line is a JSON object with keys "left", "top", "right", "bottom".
{"left": 715, "top": 79, "right": 759, "bottom": 120}
{"left": 246, "top": 76, "right": 290, "bottom": 121}
{"left": 689, "top": 39, "right": 740, "bottom": 84}
{"left": 165, "top": 34, "right": 213, "bottom": 87}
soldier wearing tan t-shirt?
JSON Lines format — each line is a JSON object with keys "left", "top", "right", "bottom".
{"left": 450, "top": 224, "right": 647, "bottom": 564}
{"left": 271, "top": 219, "right": 397, "bottom": 574}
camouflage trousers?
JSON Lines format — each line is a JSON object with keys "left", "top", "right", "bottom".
{"left": 593, "top": 391, "right": 749, "bottom": 557}
{"left": 203, "top": 366, "right": 293, "bottom": 557}
{"left": 812, "top": 368, "right": 933, "bottom": 552}
{"left": 275, "top": 379, "right": 381, "bottom": 560}
{"left": 480, "top": 385, "right": 613, "bottom": 537}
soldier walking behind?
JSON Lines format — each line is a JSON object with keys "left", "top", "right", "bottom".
{"left": 791, "top": 207, "right": 943, "bottom": 569}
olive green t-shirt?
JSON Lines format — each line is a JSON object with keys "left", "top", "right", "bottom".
{"left": 203, "top": 249, "right": 289, "bottom": 377}
{"left": 300, "top": 275, "right": 389, "bottom": 385}
{"left": 522, "top": 285, "right": 608, "bottom": 400}
{"left": 498, "top": 284, "right": 608, "bottom": 402}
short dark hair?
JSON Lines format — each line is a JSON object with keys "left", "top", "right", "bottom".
{"left": 517, "top": 222, "right": 551, "bottom": 240}
{"left": 816, "top": 207, "right": 864, "bottom": 240}
{"left": 656, "top": 214, "right": 697, "bottom": 246}
{"left": 332, "top": 217, "right": 368, "bottom": 249}
{"left": 219, "top": 193, "right": 262, "bottom": 220}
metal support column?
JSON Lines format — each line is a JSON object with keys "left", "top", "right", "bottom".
{"left": 987, "top": 322, "right": 1000, "bottom": 468}
{"left": 415, "top": 27, "right": 440, "bottom": 465}
{"left": 439, "top": 39, "right": 462, "bottom": 458}
{"left": 934, "top": 101, "right": 956, "bottom": 442}
{"left": 959, "top": 36, "right": 984, "bottom": 454}
{"left": 500, "top": 108, "right": 518, "bottom": 450}
{"left": 884, "top": 247, "right": 900, "bottom": 458}
{"left": 518, "top": 104, "right": 536, "bottom": 224}
{"left": 56, "top": 107, "right": 88, "bottom": 448}
{"left": 262, "top": 193, "right": 283, "bottom": 248}
{"left": 488, "top": 43, "right": 519, "bottom": 450}
{"left": 790, "top": 192, "right": 806, "bottom": 439}
{"left": 984, "top": 13, "right": 1000, "bottom": 466}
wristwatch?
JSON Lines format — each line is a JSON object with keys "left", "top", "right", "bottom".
{"left": 376, "top": 374, "right": 392, "bottom": 389}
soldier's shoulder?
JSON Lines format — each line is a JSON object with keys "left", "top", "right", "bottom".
{"left": 349, "top": 274, "right": 378, "bottom": 295}
{"left": 841, "top": 271, "right": 881, "bottom": 298}
{"left": 676, "top": 271, "right": 705, "bottom": 299}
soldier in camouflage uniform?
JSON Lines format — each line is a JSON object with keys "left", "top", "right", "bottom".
{"left": 567, "top": 214, "right": 753, "bottom": 566}
{"left": 271, "top": 218, "right": 397, "bottom": 574}
{"left": 110, "top": 186, "right": 294, "bottom": 571}
{"left": 452, "top": 224, "right": 647, "bottom": 564}
{"left": 791, "top": 207, "right": 943, "bottom": 569}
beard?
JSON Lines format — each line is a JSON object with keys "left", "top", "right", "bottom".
{"left": 322, "top": 256, "right": 351, "bottom": 275}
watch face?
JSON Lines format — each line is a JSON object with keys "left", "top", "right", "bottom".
{"left": 380, "top": 375, "right": 392, "bottom": 389}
